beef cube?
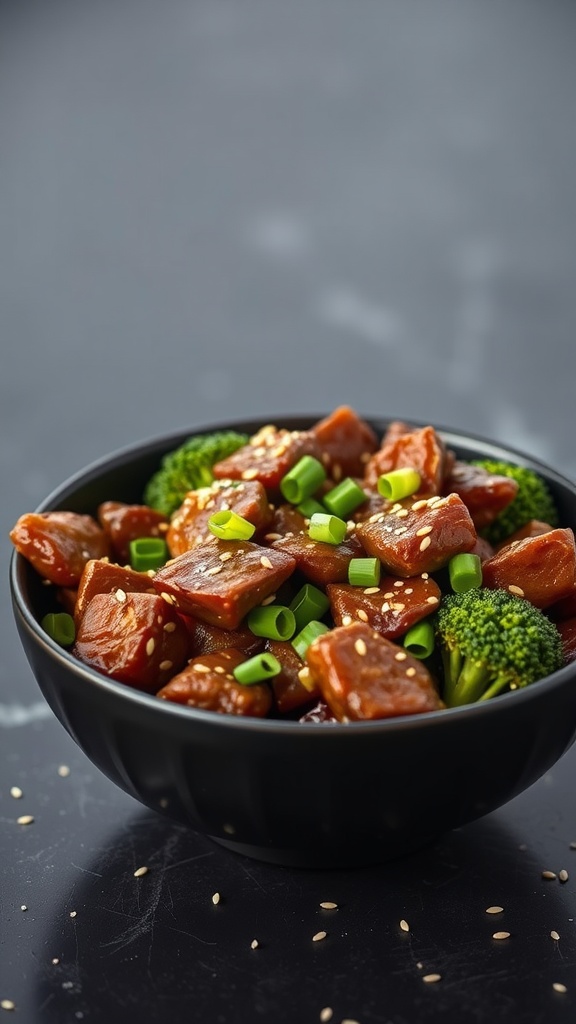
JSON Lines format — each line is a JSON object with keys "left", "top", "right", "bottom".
{"left": 151, "top": 538, "right": 296, "bottom": 629}
{"left": 212, "top": 425, "right": 322, "bottom": 495}
{"left": 157, "top": 648, "right": 272, "bottom": 717}
{"left": 311, "top": 405, "right": 378, "bottom": 480}
{"left": 10, "top": 511, "right": 111, "bottom": 587}
{"left": 167, "top": 479, "right": 273, "bottom": 556}
{"left": 73, "top": 591, "right": 189, "bottom": 692}
{"left": 355, "top": 493, "right": 477, "bottom": 577}
{"left": 271, "top": 531, "right": 365, "bottom": 587}
{"left": 75, "top": 558, "right": 157, "bottom": 623}
{"left": 265, "top": 639, "right": 320, "bottom": 713}
{"left": 327, "top": 572, "right": 441, "bottom": 639}
{"left": 305, "top": 621, "right": 443, "bottom": 721}
{"left": 187, "top": 619, "right": 264, "bottom": 658}
{"left": 556, "top": 618, "right": 576, "bottom": 664}
{"left": 363, "top": 425, "right": 451, "bottom": 494}
{"left": 97, "top": 501, "right": 169, "bottom": 564}
{"left": 444, "top": 461, "right": 518, "bottom": 530}
{"left": 481, "top": 528, "right": 576, "bottom": 608}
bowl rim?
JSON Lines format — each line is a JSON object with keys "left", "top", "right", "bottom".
{"left": 10, "top": 412, "right": 576, "bottom": 737}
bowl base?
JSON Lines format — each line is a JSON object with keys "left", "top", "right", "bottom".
{"left": 209, "top": 832, "right": 442, "bottom": 869}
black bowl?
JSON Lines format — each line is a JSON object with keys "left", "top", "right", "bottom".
{"left": 10, "top": 416, "right": 576, "bottom": 868}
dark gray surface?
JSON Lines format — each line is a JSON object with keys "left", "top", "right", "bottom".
{"left": 1, "top": 2, "right": 576, "bottom": 1021}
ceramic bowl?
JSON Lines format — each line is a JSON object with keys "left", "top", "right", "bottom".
{"left": 10, "top": 417, "right": 576, "bottom": 867}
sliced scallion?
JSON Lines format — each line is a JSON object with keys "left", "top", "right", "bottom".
{"left": 448, "top": 552, "right": 482, "bottom": 593}
{"left": 403, "top": 619, "right": 435, "bottom": 660}
{"left": 247, "top": 604, "right": 296, "bottom": 641}
{"left": 323, "top": 477, "right": 367, "bottom": 519}
{"left": 377, "top": 467, "right": 421, "bottom": 501}
{"left": 41, "top": 612, "right": 75, "bottom": 647}
{"left": 289, "top": 583, "right": 330, "bottom": 633}
{"left": 129, "top": 536, "right": 168, "bottom": 572}
{"left": 308, "top": 512, "right": 347, "bottom": 545}
{"left": 347, "top": 557, "right": 381, "bottom": 588}
{"left": 296, "top": 497, "right": 326, "bottom": 520}
{"left": 280, "top": 456, "right": 327, "bottom": 505}
{"left": 291, "top": 620, "right": 330, "bottom": 660}
{"left": 208, "top": 509, "right": 256, "bottom": 541}
{"left": 233, "top": 652, "right": 282, "bottom": 685}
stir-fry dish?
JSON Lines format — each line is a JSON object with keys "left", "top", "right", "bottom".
{"left": 10, "top": 407, "right": 576, "bottom": 722}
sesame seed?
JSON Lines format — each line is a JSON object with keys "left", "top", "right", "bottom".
{"left": 160, "top": 592, "right": 176, "bottom": 605}
{"left": 1, "top": 1000, "right": 16, "bottom": 1011}
{"left": 492, "top": 931, "right": 510, "bottom": 940}
{"left": 383, "top": 591, "right": 394, "bottom": 599}
{"left": 405, "top": 667, "right": 416, "bottom": 678}
{"left": 319, "top": 902, "right": 338, "bottom": 910}
{"left": 58, "top": 765, "right": 70, "bottom": 777}
{"left": 542, "top": 870, "right": 557, "bottom": 880}
{"left": 399, "top": 919, "right": 410, "bottom": 932}
{"left": 312, "top": 931, "right": 327, "bottom": 942}
{"left": 485, "top": 906, "right": 504, "bottom": 914}
{"left": 404, "top": 588, "right": 413, "bottom": 595}
{"left": 551, "top": 930, "right": 560, "bottom": 941}
{"left": 163, "top": 621, "right": 176, "bottom": 633}
{"left": 559, "top": 869, "right": 569, "bottom": 882}
{"left": 354, "top": 639, "right": 367, "bottom": 656}
{"left": 10, "top": 787, "right": 22, "bottom": 799}
{"left": 419, "top": 536, "right": 432, "bottom": 551}
{"left": 16, "top": 815, "right": 34, "bottom": 826}
{"left": 51, "top": 958, "right": 60, "bottom": 965}
{"left": 260, "top": 555, "right": 273, "bottom": 569}
{"left": 214, "top": 666, "right": 226, "bottom": 674}
{"left": 422, "top": 973, "right": 441, "bottom": 983}
{"left": 115, "top": 588, "right": 127, "bottom": 602}
{"left": 393, "top": 580, "right": 404, "bottom": 588}
{"left": 320, "top": 1010, "right": 333, "bottom": 1023}
{"left": 380, "top": 601, "right": 390, "bottom": 613}
{"left": 133, "top": 866, "right": 149, "bottom": 878}
{"left": 219, "top": 551, "right": 234, "bottom": 561}
{"left": 20, "top": 905, "right": 27, "bottom": 912}
{"left": 394, "top": 526, "right": 407, "bottom": 535}
{"left": 146, "top": 638, "right": 156, "bottom": 656}
{"left": 553, "top": 983, "right": 567, "bottom": 994}
{"left": 411, "top": 499, "right": 428, "bottom": 511}
{"left": 356, "top": 609, "right": 369, "bottom": 622}
{"left": 250, "top": 939, "right": 259, "bottom": 949}
{"left": 416, "top": 525, "right": 432, "bottom": 537}
{"left": 261, "top": 593, "right": 277, "bottom": 606}
{"left": 395, "top": 651, "right": 408, "bottom": 661}
{"left": 342, "top": 615, "right": 353, "bottom": 626}
{"left": 194, "top": 664, "right": 210, "bottom": 673}
{"left": 363, "top": 587, "right": 380, "bottom": 595}
{"left": 69, "top": 911, "right": 77, "bottom": 918}
{"left": 392, "top": 602, "right": 405, "bottom": 612}
{"left": 264, "top": 532, "right": 282, "bottom": 541}
{"left": 205, "top": 565, "right": 223, "bottom": 576}
{"left": 396, "top": 508, "right": 409, "bottom": 518}
{"left": 426, "top": 595, "right": 439, "bottom": 604}
{"left": 212, "top": 892, "right": 221, "bottom": 905}
{"left": 242, "top": 468, "right": 259, "bottom": 480}
{"left": 508, "top": 585, "right": 525, "bottom": 597}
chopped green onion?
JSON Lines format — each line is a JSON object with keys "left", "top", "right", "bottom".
{"left": 291, "top": 620, "right": 330, "bottom": 660}
{"left": 129, "top": 536, "right": 168, "bottom": 572}
{"left": 233, "top": 652, "right": 282, "bottom": 685}
{"left": 280, "top": 456, "right": 327, "bottom": 505}
{"left": 289, "top": 583, "right": 330, "bottom": 633}
{"left": 296, "top": 497, "right": 327, "bottom": 520}
{"left": 448, "top": 552, "right": 483, "bottom": 593}
{"left": 323, "top": 477, "right": 367, "bottom": 519}
{"left": 247, "top": 604, "right": 296, "bottom": 641}
{"left": 208, "top": 509, "right": 256, "bottom": 541}
{"left": 377, "top": 467, "right": 421, "bottom": 501}
{"left": 308, "top": 512, "right": 347, "bottom": 545}
{"left": 348, "top": 557, "right": 381, "bottom": 588}
{"left": 41, "top": 612, "right": 75, "bottom": 647}
{"left": 403, "top": 619, "right": 435, "bottom": 660}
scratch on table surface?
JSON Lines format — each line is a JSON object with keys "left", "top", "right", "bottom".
{"left": 0, "top": 701, "right": 52, "bottom": 727}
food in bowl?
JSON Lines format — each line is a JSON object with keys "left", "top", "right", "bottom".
{"left": 10, "top": 406, "right": 576, "bottom": 723}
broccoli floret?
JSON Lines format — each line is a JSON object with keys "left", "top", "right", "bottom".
{"left": 435, "top": 587, "right": 564, "bottom": 707}
{"left": 143, "top": 430, "right": 249, "bottom": 517}
{"left": 472, "top": 459, "right": 558, "bottom": 545}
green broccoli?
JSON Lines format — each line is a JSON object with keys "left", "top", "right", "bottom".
{"left": 143, "top": 430, "right": 249, "bottom": 517}
{"left": 472, "top": 459, "right": 558, "bottom": 545}
{"left": 435, "top": 587, "right": 564, "bottom": 707}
